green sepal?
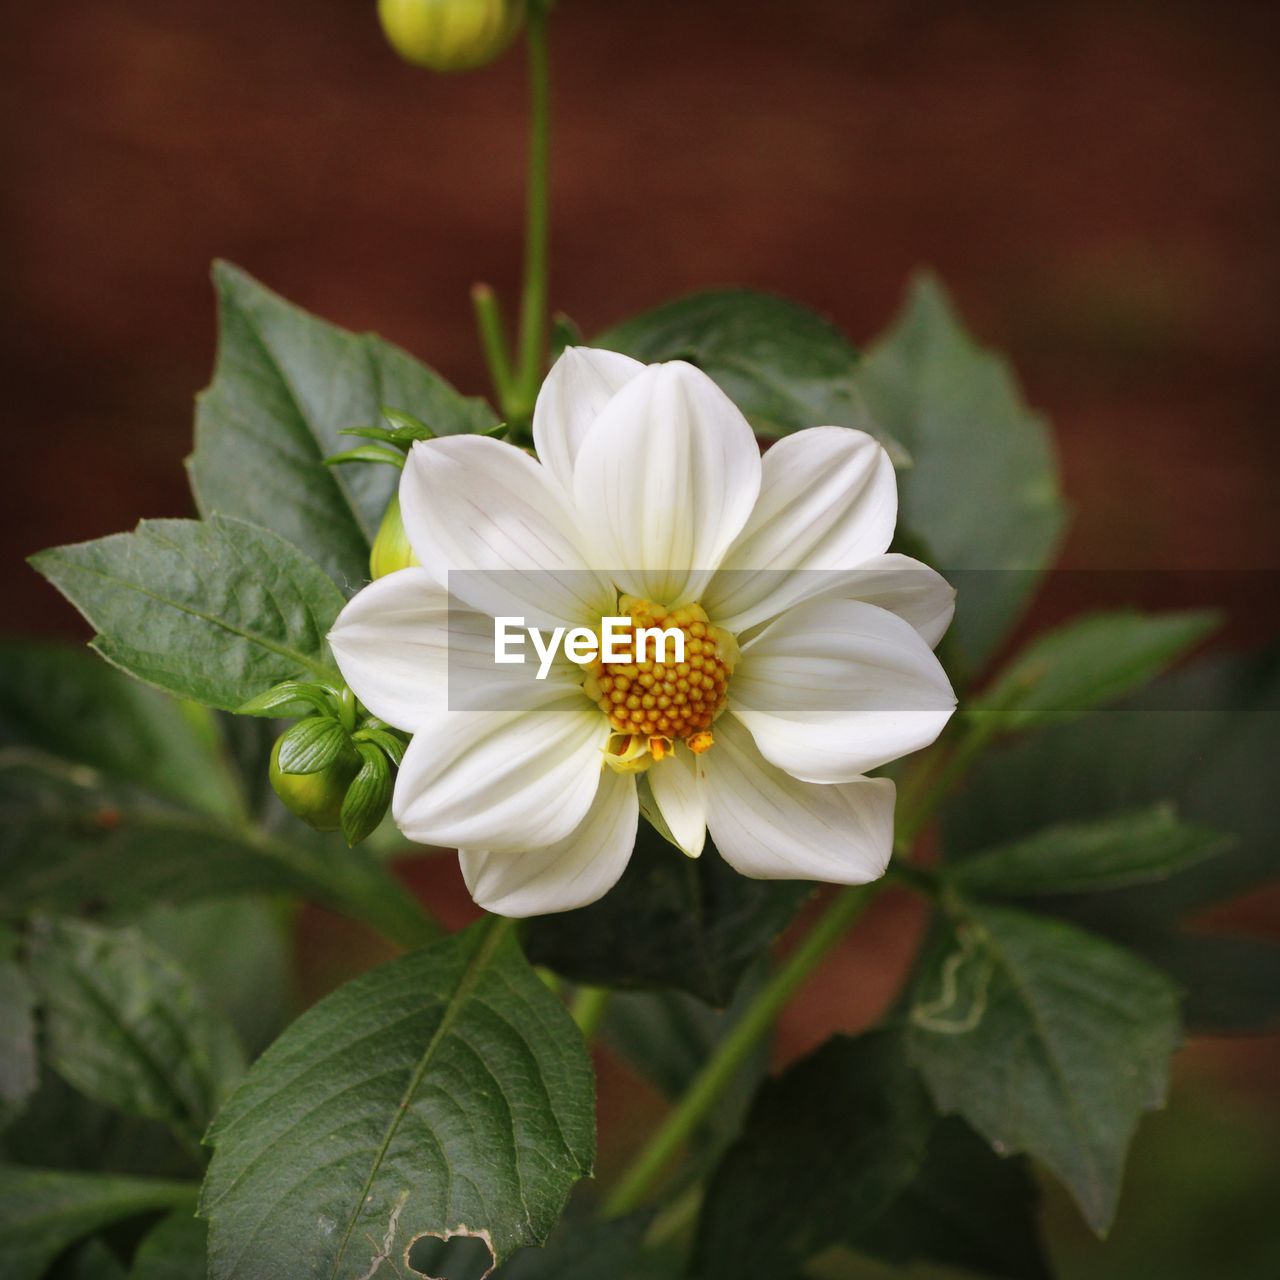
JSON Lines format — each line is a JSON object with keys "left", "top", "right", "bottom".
{"left": 341, "top": 742, "right": 394, "bottom": 847}
{"left": 380, "top": 406, "right": 437, "bottom": 437}
{"left": 275, "top": 715, "right": 350, "bottom": 775}
{"left": 323, "top": 445, "right": 406, "bottom": 470}
{"left": 353, "top": 725, "right": 408, "bottom": 768}
{"left": 236, "top": 680, "right": 339, "bottom": 719}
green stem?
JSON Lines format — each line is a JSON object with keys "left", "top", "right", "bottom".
{"left": 471, "top": 283, "right": 516, "bottom": 410}
{"left": 570, "top": 985, "right": 610, "bottom": 1040}
{"left": 512, "top": 0, "right": 552, "bottom": 421}
{"left": 605, "top": 706, "right": 1003, "bottom": 1217}
{"left": 602, "top": 881, "right": 879, "bottom": 1217}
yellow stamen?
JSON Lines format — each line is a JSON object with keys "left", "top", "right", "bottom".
{"left": 686, "top": 731, "right": 714, "bottom": 754}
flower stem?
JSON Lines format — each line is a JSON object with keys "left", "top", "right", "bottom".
{"left": 471, "top": 283, "right": 515, "bottom": 409}
{"left": 603, "top": 709, "right": 1002, "bottom": 1218}
{"left": 570, "top": 985, "right": 611, "bottom": 1040}
{"left": 512, "top": 0, "right": 553, "bottom": 422}
{"left": 601, "top": 881, "right": 879, "bottom": 1217}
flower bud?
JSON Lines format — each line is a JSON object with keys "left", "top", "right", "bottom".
{"left": 370, "top": 493, "right": 421, "bottom": 580}
{"left": 377, "top": 0, "right": 526, "bottom": 73}
{"left": 269, "top": 733, "right": 361, "bottom": 833}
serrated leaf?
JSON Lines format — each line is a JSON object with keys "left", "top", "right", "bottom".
{"left": 340, "top": 742, "right": 392, "bottom": 847}
{"left": 27, "top": 917, "right": 246, "bottom": 1150}
{"left": 0, "top": 947, "right": 37, "bottom": 1130}
{"left": 0, "top": 638, "right": 237, "bottom": 818}
{"left": 199, "top": 920, "right": 594, "bottom": 1279}
{"left": 524, "top": 823, "right": 811, "bottom": 1006}
{"left": 974, "top": 609, "right": 1218, "bottom": 730}
{"left": 953, "top": 804, "right": 1228, "bottom": 898}
{"left": 694, "top": 1031, "right": 932, "bottom": 1280}
{"left": 595, "top": 288, "right": 905, "bottom": 458}
{"left": 847, "top": 1116, "right": 1051, "bottom": 1280}
{"left": 188, "top": 262, "right": 496, "bottom": 588}
{"left": 946, "top": 647, "right": 1280, "bottom": 1030}
{"left": 30, "top": 515, "right": 346, "bottom": 713}
{"left": 0, "top": 753, "right": 435, "bottom": 950}
{"left": 906, "top": 903, "right": 1180, "bottom": 1233}
{"left": 855, "top": 273, "right": 1067, "bottom": 671}
{"left": 275, "top": 715, "right": 349, "bottom": 775}
{"left": 130, "top": 1210, "right": 207, "bottom": 1280}
{"left": 0, "top": 1166, "right": 195, "bottom": 1280}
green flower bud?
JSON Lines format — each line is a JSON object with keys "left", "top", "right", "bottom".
{"left": 370, "top": 493, "right": 421, "bottom": 580}
{"left": 269, "top": 733, "right": 361, "bottom": 833}
{"left": 377, "top": 0, "right": 526, "bottom": 73}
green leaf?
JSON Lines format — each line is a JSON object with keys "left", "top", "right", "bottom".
{"left": 0, "top": 753, "right": 435, "bottom": 950}
{"left": 495, "top": 1214, "right": 669, "bottom": 1280}
{"left": 974, "top": 609, "right": 1218, "bottom": 730}
{"left": 188, "top": 262, "right": 497, "bottom": 587}
{"left": 26, "top": 917, "right": 246, "bottom": 1151}
{"left": 138, "top": 899, "right": 293, "bottom": 1059}
{"left": 945, "top": 647, "right": 1280, "bottom": 1029}
{"left": 595, "top": 288, "right": 905, "bottom": 458}
{"left": 199, "top": 920, "right": 594, "bottom": 1278}
{"left": 0, "top": 945, "right": 37, "bottom": 1130}
{"left": 274, "top": 715, "right": 350, "bottom": 775}
{"left": 340, "top": 742, "right": 393, "bottom": 847}
{"left": 30, "top": 515, "right": 346, "bottom": 713}
{"left": 953, "top": 804, "right": 1228, "bottom": 897}
{"left": 855, "top": 273, "right": 1067, "bottom": 671}
{"left": 0, "top": 638, "right": 239, "bottom": 818}
{"left": 130, "top": 1210, "right": 207, "bottom": 1280}
{"left": 906, "top": 903, "right": 1180, "bottom": 1233}
{"left": 0, "top": 1166, "right": 195, "bottom": 1280}
{"left": 848, "top": 1116, "right": 1050, "bottom": 1280}
{"left": 524, "top": 823, "right": 811, "bottom": 1006}
{"left": 693, "top": 1030, "right": 932, "bottom": 1280}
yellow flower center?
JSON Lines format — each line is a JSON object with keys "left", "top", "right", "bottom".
{"left": 582, "top": 596, "right": 738, "bottom": 772}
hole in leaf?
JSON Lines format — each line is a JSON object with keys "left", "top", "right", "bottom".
{"left": 407, "top": 1232, "right": 495, "bottom": 1280}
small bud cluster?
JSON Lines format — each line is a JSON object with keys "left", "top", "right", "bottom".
{"left": 238, "top": 680, "right": 407, "bottom": 846}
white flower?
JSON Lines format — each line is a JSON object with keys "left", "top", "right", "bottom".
{"left": 329, "top": 349, "right": 957, "bottom": 916}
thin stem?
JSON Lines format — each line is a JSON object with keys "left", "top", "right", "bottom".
{"left": 602, "top": 882, "right": 880, "bottom": 1217}
{"left": 512, "top": 0, "right": 552, "bottom": 420}
{"left": 470, "top": 283, "right": 516, "bottom": 410}
{"left": 570, "top": 985, "right": 610, "bottom": 1040}
{"left": 605, "top": 706, "right": 1005, "bottom": 1218}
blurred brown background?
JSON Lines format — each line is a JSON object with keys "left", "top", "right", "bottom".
{"left": 4, "top": 1, "right": 1279, "bottom": 1274}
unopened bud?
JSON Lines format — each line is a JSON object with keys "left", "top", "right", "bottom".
{"left": 269, "top": 732, "right": 361, "bottom": 833}
{"left": 370, "top": 493, "right": 421, "bottom": 580}
{"left": 377, "top": 0, "right": 526, "bottom": 73}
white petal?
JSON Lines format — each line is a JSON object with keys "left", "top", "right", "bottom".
{"left": 392, "top": 697, "right": 610, "bottom": 853}
{"left": 647, "top": 747, "right": 707, "bottom": 857}
{"left": 704, "top": 715, "right": 895, "bottom": 883}
{"left": 533, "top": 347, "right": 646, "bottom": 496}
{"left": 830, "top": 554, "right": 956, "bottom": 649}
{"left": 328, "top": 569, "right": 574, "bottom": 732}
{"left": 458, "top": 768, "right": 638, "bottom": 917}
{"left": 703, "top": 427, "right": 897, "bottom": 632}
{"left": 399, "top": 434, "right": 615, "bottom": 631}
{"left": 572, "top": 361, "right": 762, "bottom": 606}
{"left": 730, "top": 598, "right": 956, "bottom": 783}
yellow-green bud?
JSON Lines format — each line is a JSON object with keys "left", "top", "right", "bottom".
{"left": 269, "top": 735, "right": 361, "bottom": 833}
{"left": 370, "top": 493, "right": 421, "bottom": 580}
{"left": 377, "top": 0, "right": 526, "bottom": 73}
